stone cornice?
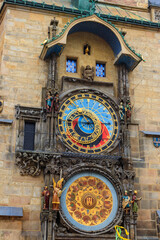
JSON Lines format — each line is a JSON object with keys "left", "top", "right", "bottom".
{"left": 0, "top": 0, "right": 160, "bottom": 29}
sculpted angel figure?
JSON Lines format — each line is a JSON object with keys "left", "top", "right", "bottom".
{"left": 52, "top": 178, "right": 64, "bottom": 210}
{"left": 82, "top": 65, "right": 94, "bottom": 81}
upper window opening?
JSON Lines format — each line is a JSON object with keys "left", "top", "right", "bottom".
{"left": 96, "top": 62, "right": 106, "bottom": 77}
{"left": 66, "top": 58, "right": 77, "bottom": 73}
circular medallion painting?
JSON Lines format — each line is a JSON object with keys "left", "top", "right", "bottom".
{"left": 61, "top": 173, "right": 118, "bottom": 232}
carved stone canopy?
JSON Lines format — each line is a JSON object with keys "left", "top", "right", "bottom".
{"left": 40, "top": 15, "right": 142, "bottom": 71}
{"left": 15, "top": 105, "right": 46, "bottom": 121}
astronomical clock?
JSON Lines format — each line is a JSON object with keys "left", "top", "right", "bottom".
{"left": 57, "top": 89, "right": 122, "bottom": 235}
{"left": 15, "top": 12, "right": 138, "bottom": 240}
{"left": 58, "top": 92, "right": 119, "bottom": 154}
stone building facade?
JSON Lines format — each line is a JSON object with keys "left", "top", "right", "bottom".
{"left": 0, "top": 0, "right": 160, "bottom": 239}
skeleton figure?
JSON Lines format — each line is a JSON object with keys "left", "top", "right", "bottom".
{"left": 126, "top": 99, "right": 133, "bottom": 121}
{"left": 119, "top": 101, "right": 126, "bottom": 121}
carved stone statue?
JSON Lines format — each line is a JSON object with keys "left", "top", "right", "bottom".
{"left": 119, "top": 101, "right": 125, "bottom": 121}
{"left": 82, "top": 65, "right": 94, "bottom": 81}
{"left": 42, "top": 186, "right": 50, "bottom": 210}
{"left": 48, "top": 17, "right": 59, "bottom": 39}
{"left": 45, "top": 91, "right": 54, "bottom": 112}
{"left": 52, "top": 178, "right": 64, "bottom": 210}
{"left": 122, "top": 190, "right": 131, "bottom": 214}
{"left": 126, "top": 99, "right": 132, "bottom": 121}
{"left": 132, "top": 190, "right": 142, "bottom": 213}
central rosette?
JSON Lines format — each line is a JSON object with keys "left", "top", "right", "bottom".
{"left": 81, "top": 192, "right": 97, "bottom": 209}
{"left": 67, "top": 109, "right": 101, "bottom": 144}
{"left": 66, "top": 176, "right": 113, "bottom": 226}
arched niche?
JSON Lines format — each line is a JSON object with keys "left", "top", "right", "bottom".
{"left": 40, "top": 14, "right": 142, "bottom": 71}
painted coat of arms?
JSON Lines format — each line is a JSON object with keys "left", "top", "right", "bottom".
{"left": 153, "top": 137, "right": 160, "bottom": 148}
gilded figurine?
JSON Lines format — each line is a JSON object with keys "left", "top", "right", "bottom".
{"left": 42, "top": 186, "right": 50, "bottom": 210}
{"left": 52, "top": 178, "right": 64, "bottom": 210}
{"left": 132, "top": 190, "right": 142, "bottom": 213}
{"left": 119, "top": 101, "right": 125, "bottom": 121}
{"left": 84, "top": 44, "right": 90, "bottom": 55}
{"left": 126, "top": 99, "right": 133, "bottom": 121}
{"left": 122, "top": 190, "right": 131, "bottom": 214}
{"left": 82, "top": 65, "right": 94, "bottom": 81}
{"left": 45, "top": 91, "right": 54, "bottom": 112}
{"left": 53, "top": 92, "right": 59, "bottom": 113}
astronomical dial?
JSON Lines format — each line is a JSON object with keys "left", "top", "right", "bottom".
{"left": 58, "top": 93, "right": 119, "bottom": 154}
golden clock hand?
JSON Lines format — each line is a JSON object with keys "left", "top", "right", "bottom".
{"left": 77, "top": 108, "right": 90, "bottom": 124}
{"left": 67, "top": 100, "right": 89, "bottom": 124}
{"left": 69, "top": 100, "right": 92, "bottom": 125}
{"left": 70, "top": 100, "right": 79, "bottom": 109}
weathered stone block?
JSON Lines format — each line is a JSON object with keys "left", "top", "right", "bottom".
{"left": 33, "top": 187, "right": 41, "bottom": 198}
{"left": 137, "top": 229, "right": 157, "bottom": 237}
{"left": 23, "top": 221, "right": 40, "bottom": 231}
{"left": 0, "top": 220, "right": 22, "bottom": 230}
{"left": 9, "top": 196, "right": 31, "bottom": 206}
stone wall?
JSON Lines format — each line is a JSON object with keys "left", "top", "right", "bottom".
{"left": 0, "top": 7, "right": 51, "bottom": 240}
{"left": 125, "top": 25, "right": 160, "bottom": 238}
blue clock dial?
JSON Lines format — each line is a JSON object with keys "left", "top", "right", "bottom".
{"left": 58, "top": 93, "right": 119, "bottom": 154}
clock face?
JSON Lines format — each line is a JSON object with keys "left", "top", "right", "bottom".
{"left": 61, "top": 172, "right": 118, "bottom": 233}
{"left": 58, "top": 93, "right": 119, "bottom": 154}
